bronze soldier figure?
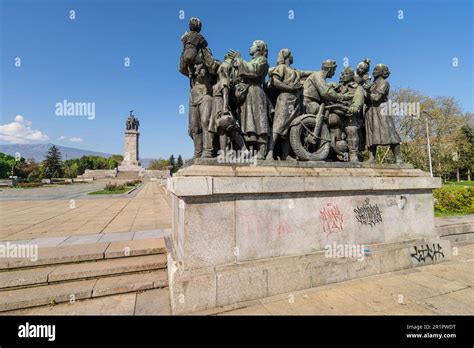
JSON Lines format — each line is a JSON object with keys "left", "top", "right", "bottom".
{"left": 303, "top": 59, "right": 351, "bottom": 115}
{"left": 335, "top": 67, "right": 365, "bottom": 162}
{"left": 126, "top": 110, "right": 139, "bottom": 131}
{"left": 354, "top": 58, "right": 372, "bottom": 156}
{"left": 208, "top": 53, "right": 247, "bottom": 153}
{"left": 354, "top": 58, "right": 372, "bottom": 91}
{"left": 188, "top": 53, "right": 219, "bottom": 158}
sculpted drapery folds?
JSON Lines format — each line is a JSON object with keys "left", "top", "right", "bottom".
{"left": 365, "top": 64, "right": 403, "bottom": 163}
{"left": 266, "top": 48, "right": 303, "bottom": 161}
{"left": 229, "top": 40, "right": 271, "bottom": 160}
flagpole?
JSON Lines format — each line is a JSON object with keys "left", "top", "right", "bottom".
{"left": 422, "top": 111, "right": 433, "bottom": 177}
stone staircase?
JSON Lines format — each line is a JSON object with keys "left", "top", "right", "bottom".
{"left": 0, "top": 238, "right": 169, "bottom": 313}
{"left": 116, "top": 171, "right": 140, "bottom": 180}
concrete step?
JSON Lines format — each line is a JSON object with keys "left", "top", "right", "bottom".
{"left": 1, "top": 238, "right": 166, "bottom": 270}
{"left": 49, "top": 254, "right": 167, "bottom": 282}
{"left": 92, "top": 269, "right": 168, "bottom": 297}
{"left": 116, "top": 171, "right": 140, "bottom": 179}
{"left": 0, "top": 266, "right": 56, "bottom": 289}
{"left": 0, "top": 254, "right": 167, "bottom": 290}
{"left": 0, "top": 237, "right": 169, "bottom": 313}
{"left": 4, "top": 287, "right": 171, "bottom": 315}
{"left": 0, "top": 270, "right": 168, "bottom": 312}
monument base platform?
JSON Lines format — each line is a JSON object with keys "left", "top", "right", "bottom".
{"left": 166, "top": 164, "right": 447, "bottom": 314}
{"left": 117, "top": 164, "right": 143, "bottom": 172}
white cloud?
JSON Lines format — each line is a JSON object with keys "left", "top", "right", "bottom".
{"left": 14, "top": 115, "right": 32, "bottom": 126}
{"left": 58, "top": 135, "right": 83, "bottom": 143}
{"left": 0, "top": 115, "right": 49, "bottom": 144}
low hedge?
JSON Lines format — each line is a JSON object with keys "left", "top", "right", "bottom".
{"left": 433, "top": 185, "right": 474, "bottom": 215}
{"left": 104, "top": 180, "right": 141, "bottom": 192}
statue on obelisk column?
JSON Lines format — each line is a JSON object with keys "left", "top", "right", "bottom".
{"left": 119, "top": 110, "right": 142, "bottom": 171}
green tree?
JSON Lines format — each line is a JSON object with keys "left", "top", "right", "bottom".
{"left": 177, "top": 155, "right": 184, "bottom": 168}
{"left": 169, "top": 155, "right": 176, "bottom": 170}
{"left": 43, "top": 145, "right": 64, "bottom": 179}
{"left": 0, "top": 153, "right": 17, "bottom": 178}
{"left": 64, "top": 155, "right": 119, "bottom": 176}
{"left": 109, "top": 154, "right": 123, "bottom": 164}
{"left": 27, "top": 164, "right": 44, "bottom": 181}
{"left": 168, "top": 155, "right": 184, "bottom": 174}
{"left": 148, "top": 158, "right": 170, "bottom": 170}
{"left": 15, "top": 159, "right": 40, "bottom": 180}
{"left": 389, "top": 88, "right": 470, "bottom": 180}
{"left": 453, "top": 125, "right": 474, "bottom": 181}
{"left": 64, "top": 162, "right": 79, "bottom": 178}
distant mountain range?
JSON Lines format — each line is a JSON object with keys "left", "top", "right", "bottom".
{"left": 0, "top": 143, "right": 152, "bottom": 167}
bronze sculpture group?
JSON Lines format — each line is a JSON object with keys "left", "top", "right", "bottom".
{"left": 179, "top": 17, "right": 402, "bottom": 163}
{"left": 126, "top": 110, "right": 139, "bottom": 131}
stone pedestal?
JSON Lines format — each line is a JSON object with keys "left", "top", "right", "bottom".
{"left": 118, "top": 130, "right": 142, "bottom": 171}
{"left": 166, "top": 162, "right": 449, "bottom": 314}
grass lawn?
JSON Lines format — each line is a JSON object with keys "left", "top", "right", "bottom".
{"left": 8, "top": 183, "right": 44, "bottom": 189}
{"left": 443, "top": 180, "right": 474, "bottom": 187}
{"left": 434, "top": 211, "right": 467, "bottom": 218}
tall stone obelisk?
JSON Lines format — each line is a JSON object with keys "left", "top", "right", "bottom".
{"left": 118, "top": 110, "right": 142, "bottom": 171}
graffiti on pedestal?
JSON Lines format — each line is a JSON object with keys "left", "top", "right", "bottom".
{"left": 410, "top": 243, "right": 445, "bottom": 263}
{"left": 239, "top": 210, "right": 296, "bottom": 237}
{"left": 354, "top": 198, "right": 382, "bottom": 227}
{"left": 320, "top": 203, "right": 344, "bottom": 236}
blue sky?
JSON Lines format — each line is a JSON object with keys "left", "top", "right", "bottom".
{"left": 1, "top": 0, "right": 472, "bottom": 159}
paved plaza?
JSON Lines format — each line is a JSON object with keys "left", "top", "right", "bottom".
{"left": 0, "top": 181, "right": 107, "bottom": 201}
{"left": 220, "top": 243, "right": 474, "bottom": 315}
{"left": 0, "top": 181, "right": 171, "bottom": 241}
